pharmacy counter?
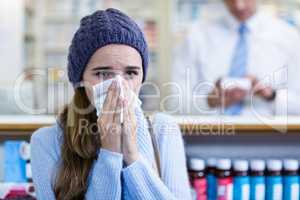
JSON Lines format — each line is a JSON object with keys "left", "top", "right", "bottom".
{"left": 1, "top": 115, "right": 300, "bottom": 135}
{"left": 175, "top": 115, "right": 300, "bottom": 133}
{"left": 0, "top": 115, "right": 300, "bottom": 135}
{"left": 1, "top": 115, "right": 300, "bottom": 158}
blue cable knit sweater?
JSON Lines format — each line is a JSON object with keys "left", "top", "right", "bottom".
{"left": 30, "top": 108, "right": 192, "bottom": 200}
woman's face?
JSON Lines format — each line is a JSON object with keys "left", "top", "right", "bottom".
{"left": 82, "top": 44, "right": 143, "bottom": 103}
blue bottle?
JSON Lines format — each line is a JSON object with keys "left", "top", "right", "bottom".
{"left": 4, "top": 141, "right": 27, "bottom": 182}
{"left": 249, "top": 160, "right": 265, "bottom": 200}
{"left": 266, "top": 160, "right": 283, "bottom": 200}
{"left": 233, "top": 160, "right": 250, "bottom": 200}
{"left": 283, "top": 159, "right": 299, "bottom": 200}
{"left": 207, "top": 158, "right": 217, "bottom": 200}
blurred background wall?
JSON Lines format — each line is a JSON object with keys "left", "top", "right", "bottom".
{"left": 1, "top": 0, "right": 300, "bottom": 115}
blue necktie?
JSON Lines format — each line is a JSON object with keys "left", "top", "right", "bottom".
{"left": 225, "top": 23, "right": 248, "bottom": 115}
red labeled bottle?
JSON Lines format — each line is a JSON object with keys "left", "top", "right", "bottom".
{"left": 189, "top": 158, "right": 207, "bottom": 200}
{"left": 216, "top": 159, "right": 233, "bottom": 200}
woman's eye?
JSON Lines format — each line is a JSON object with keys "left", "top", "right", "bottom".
{"left": 95, "top": 71, "right": 114, "bottom": 78}
{"left": 126, "top": 70, "right": 138, "bottom": 77}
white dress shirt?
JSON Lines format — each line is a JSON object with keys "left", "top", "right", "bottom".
{"left": 172, "top": 9, "right": 300, "bottom": 116}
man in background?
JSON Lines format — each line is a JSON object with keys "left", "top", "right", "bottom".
{"left": 172, "top": 0, "right": 300, "bottom": 116}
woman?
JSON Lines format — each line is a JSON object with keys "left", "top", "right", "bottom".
{"left": 30, "top": 8, "right": 191, "bottom": 200}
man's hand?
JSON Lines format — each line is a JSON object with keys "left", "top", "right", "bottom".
{"left": 247, "top": 75, "right": 276, "bottom": 101}
{"left": 207, "top": 80, "right": 247, "bottom": 108}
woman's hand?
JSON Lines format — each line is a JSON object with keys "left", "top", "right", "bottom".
{"left": 97, "top": 79, "right": 139, "bottom": 164}
{"left": 121, "top": 81, "right": 139, "bottom": 165}
{"left": 97, "top": 80, "right": 122, "bottom": 153}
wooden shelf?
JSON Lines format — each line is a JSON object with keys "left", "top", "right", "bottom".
{"left": 181, "top": 124, "right": 300, "bottom": 135}
{"left": 175, "top": 115, "right": 300, "bottom": 134}
{"left": 0, "top": 115, "right": 300, "bottom": 138}
{"left": 0, "top": 115, "right": 56, "bottom": 133}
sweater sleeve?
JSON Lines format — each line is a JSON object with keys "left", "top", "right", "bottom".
{"left": 121, "top": 114, "right": 192, "bottom": 200}
{"left": 30, "top": 128, "right": 58, "bottom": 200}
{"left": 85, "top": 149, "right": 123, "bottom": 200}
{"left": 31, "top": 127, "right": 123, "bottom": 200}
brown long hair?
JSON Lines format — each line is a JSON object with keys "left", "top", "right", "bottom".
{"left": 54, "top": 87, "right": 99, "bottom": 199}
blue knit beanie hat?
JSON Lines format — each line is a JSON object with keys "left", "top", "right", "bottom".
{"left": 67, "top": 8, "right": 149, "bottom": 87}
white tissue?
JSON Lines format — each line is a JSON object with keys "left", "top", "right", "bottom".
{"left": 221, "top": 77, "right": 252, "bottom": 91}
{"left": 92, "top": 75, "right": 142, "bottom": 117}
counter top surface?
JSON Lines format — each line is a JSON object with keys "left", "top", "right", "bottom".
{"left": 0, "top": 115, "right": 300, "bottom": 132}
